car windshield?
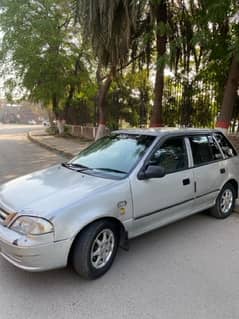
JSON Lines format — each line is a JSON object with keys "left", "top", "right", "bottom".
{"left": 69, "top": 134, "right": 155, "bottom": 177}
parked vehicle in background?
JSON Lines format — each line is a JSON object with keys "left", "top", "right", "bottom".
{"left": 0, "top": 128, "right": 238, "bottom": 279}
{"left": 28, "top": 120, "right": 37, "bottom": 125}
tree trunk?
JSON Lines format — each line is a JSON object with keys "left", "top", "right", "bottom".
{"left": 216, "top": 55, "right": 239, "bottom": 132}
{"left": 232, "top": 118, "right": 236, "bottom": 133}
{"left": 181, "top": 82, "right": 193, "bottom": 127}
{"left": 95, "top": 75, "right": 112, "bottom": 140}
{"left": 52, "top": 94, "right": 59, "bottom": 119}
{"left": 52, "top": 94, "right": 64, "bottom": 134}
{"left": 47, "top": 108, "right": 54, "bottom": 127}
{"left": 64, "top": 85, "right": 74, "bottom": 123}
{"left": 64, "top": 58, "right": 80, "bottom": 122}
{"left": 150, "top": 0, "right": 167, "bottom": 127}
{"left": 56, "top": 120, "right": 65, "bottom": 135}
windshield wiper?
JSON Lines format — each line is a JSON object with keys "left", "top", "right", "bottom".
{"left": 62, "top": 163, "right": 127, "bottom": 175}
{"left": 61, "top": 162, "right": 91, "bottom": 171}
{"left": 93, "top": 168, "right": 127, "bottom": 174}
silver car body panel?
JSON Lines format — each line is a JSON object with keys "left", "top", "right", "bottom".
{"left": 0, "top": 128, "right": 238, "bottom": 271}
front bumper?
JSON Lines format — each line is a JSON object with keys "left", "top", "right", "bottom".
{"left": 0, "top": 224, "right": 73, "bottom": 272}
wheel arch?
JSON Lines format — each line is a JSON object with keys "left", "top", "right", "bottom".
{"left": 67, "top": 216, "right": 128, "bottom": 265}
{"left": 224, "top": 179, "right": 238, "bottom": 198}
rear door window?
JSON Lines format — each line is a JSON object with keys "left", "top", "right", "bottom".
{"left": 189, "top": 135, "right": 222, "bottom": 165}
{"left": 214, "top": 133, "right": 237, "bottom": 158}
{"left": 208, "top": 135, "right": 223, "bottom": 160}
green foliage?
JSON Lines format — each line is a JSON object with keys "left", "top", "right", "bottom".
{"left": 74, "top": 0, "right": 147, "bottom": 68}
{"left": 1, "top": 0, "right": 239, "bottom": 129}
{"left": 106, "top": 69, "right": 152, "bottom": 129}
{"left": 0, "top": 0, "right": 92, "bottom": 118}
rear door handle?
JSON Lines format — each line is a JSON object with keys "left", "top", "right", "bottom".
{"left": 182, "top": 178, "right": 190, "bottom": 186}
{"left": 220, "top": 168, "right": 226, "bottom": 174}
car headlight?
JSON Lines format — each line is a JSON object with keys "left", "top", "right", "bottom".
{"left": 10, "top": 216, "right": 54, "bottom": 236}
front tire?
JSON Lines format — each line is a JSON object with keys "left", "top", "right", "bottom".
{"left": 209, "top": 183, "right": 236, "bottom": 219}
{"left": 72, "top": 220, "right": 119, "bottom": 279}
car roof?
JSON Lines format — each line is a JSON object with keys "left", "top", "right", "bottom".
{"left": 112, "top": 127, "right": 222, "bottom": 137}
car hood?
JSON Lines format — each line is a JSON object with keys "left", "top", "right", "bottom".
{"left": 0, "top": 165, "right": 116, "bottom": 217}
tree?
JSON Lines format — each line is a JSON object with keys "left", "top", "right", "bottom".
{"left": 75, "top": 0, "right": 147, "bottom": 138}
{"left": 150, "top": 0, "right": 167, "bottom": 127}
{"left": 2, "top": 0, "right": 239, "bottom": 134}
{"left": 189, "top": 0, "right": 239, "bottom": 131}
{"left": 216, "top": 6, "right": 239, "bottom": 131}
{"left": 216, "top": 55, "right": 239, "bottom": 130}
{"left": 0, "top": 0, "right": 91, "bottom": 131}
{"left": 106, "top": 69, "right": 152, "bottom": 129}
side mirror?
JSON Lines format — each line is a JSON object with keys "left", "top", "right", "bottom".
{"left": 138, "top": 165, "right": 166, "bottom": 180}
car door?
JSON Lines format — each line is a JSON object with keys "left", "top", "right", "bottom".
{"left": 188, "top": 134, "right": 227, "bottom": 211}
{"left": 130, "top": 136, "right": 195, "bottom": 236}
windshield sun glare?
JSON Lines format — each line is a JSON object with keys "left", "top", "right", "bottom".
{"left": 70, "top": 134, "right": 155, "bottom": 177}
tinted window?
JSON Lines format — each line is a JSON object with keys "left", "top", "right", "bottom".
{"left": 214, "top": 133, "right": 237, "bottom": 158}
{"left": 150, "top": 137, "right": 188, "bottom": 174}
{"left": 190, "top": 135, "right": 213, "bottom": 165}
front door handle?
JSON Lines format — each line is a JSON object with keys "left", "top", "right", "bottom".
{"left": 220, "top": 168, "right": 226, "bottom": 174}
{"left": 182, "top": 178, "right": 190, "bottom": 186}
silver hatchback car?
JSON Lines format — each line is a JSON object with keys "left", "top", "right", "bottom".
{"left": 0, "top": 128, "right": 238, "bottom": 279}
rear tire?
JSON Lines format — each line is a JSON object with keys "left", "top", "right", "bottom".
{"left": 72, "top": 220, "right": 119, "bottom": 280}
{"left": 209, "top": 183, "right": 236, "bottom": 219}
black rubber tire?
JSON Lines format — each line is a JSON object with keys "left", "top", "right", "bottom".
{"left": 71, "top": 220, "right": 119, "bottom": 280}
{"left": 209, "top": 183, "right": 236, "bottom": 219}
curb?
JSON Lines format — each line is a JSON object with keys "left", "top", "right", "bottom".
{"left": 27, "top": 131, "right": 74, "bottom": 159}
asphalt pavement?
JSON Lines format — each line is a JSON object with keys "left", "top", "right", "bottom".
{"left": 0, "top": 124, "right": 65, "bottom": 184}
{"left": 0, "top": 124, "right": 239, "bottom": 319}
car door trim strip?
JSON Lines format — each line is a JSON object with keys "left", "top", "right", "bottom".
{"left": 134, "top": 198, "right": 194, "bottom": 220}
{"left": 195, "top": 189, "right": 220, "bottom": 200}
{"left": 134, "top": 189, "right": 220, "bottom": 220}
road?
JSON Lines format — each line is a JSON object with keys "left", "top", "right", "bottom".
{"left": 0, "top": 124, "right": 64, "bottom": 184}
{"left": 0, "top": 124, "right": 239, "bottom": 319}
